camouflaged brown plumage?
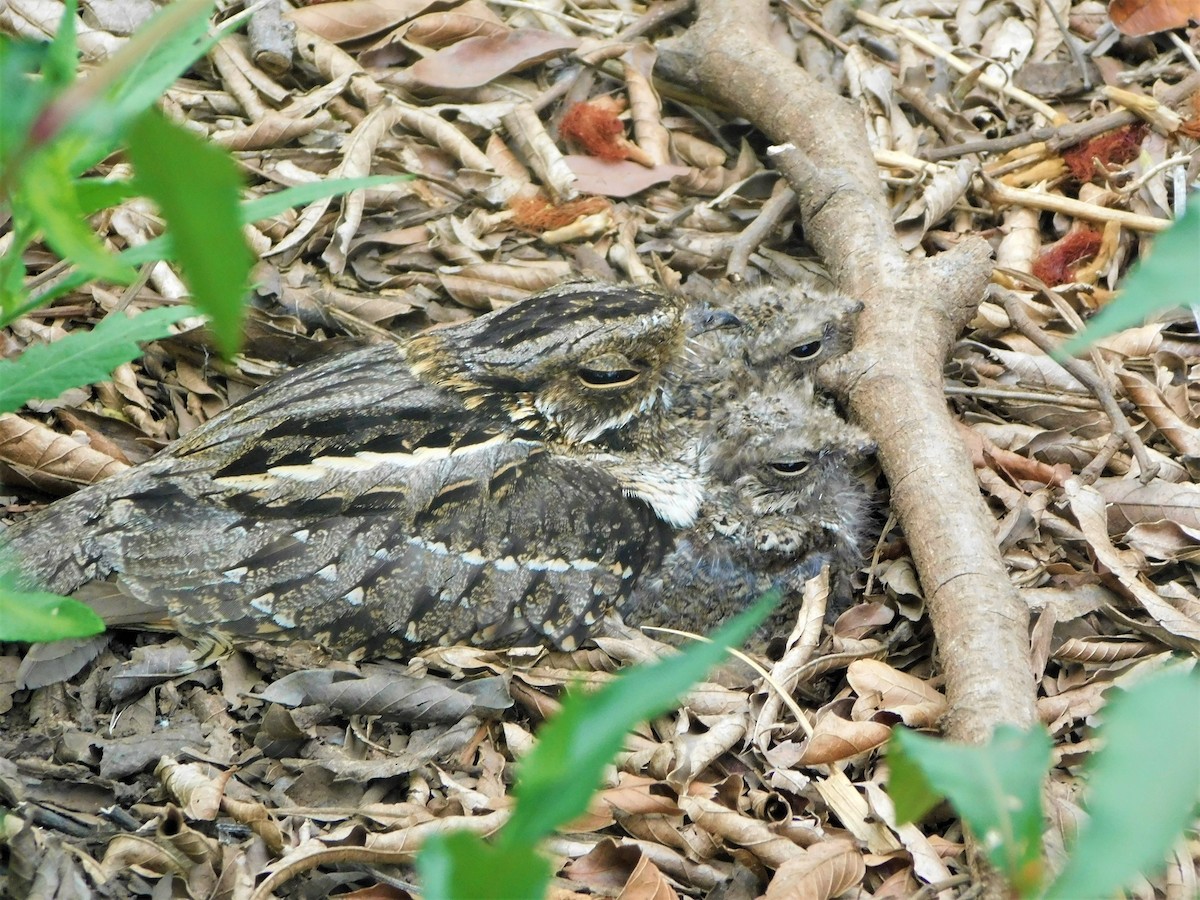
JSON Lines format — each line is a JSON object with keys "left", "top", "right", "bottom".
{"left": 5, "top": 283, "right": 703, "bottom": 673}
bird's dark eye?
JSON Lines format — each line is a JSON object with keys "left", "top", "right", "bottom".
{"left": 769, "top": 460, "right": 810, "bottom": 477}
{"left": 577, "top": 366, "right": 641, "bottom": 388}
{"left": 790, "top": 338, "right": 823, "bottom": 360}
{"left": 576, "top": 352, "right": 643, "bottom": 389}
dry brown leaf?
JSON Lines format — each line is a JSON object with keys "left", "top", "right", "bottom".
{"left": 100, "top": 834, "right": 189, "bottom": 880}
{"left": 563, "top": 838, "right": 642, "bottom": 891}
{"left": 1118, "top": 369, "right": 1200, "bottom": 458}
{"left": 156, "top": 758, "right": 231, "bottom": 821}
{"left": 409, "top": 28, "right": 579, "bottom": 90}
{"left": 404, "top": 9, "right": 509, "bottom": 48}
{"left": 287, "top": 0, "right": 436, "bottom": 44}
{"left": 1098, "top": 477, "right": 1200, "bottom": 533}
{"left": 798, "top": 705, "right": 892, "bottom": 765}
{"left": 564, "top": 156, "right": 689, "bottom": 198}
{"left": 1124, "top": 521, "right": 1200, "bottom": 562}
{"left": 679, "top": 795, "right": 805, "bottom": 868}
{"left": 0, "top": 412, "right": 128, "bottom": 490}
{"left": 1063, "top": 477, "right": 1200, "bottom": 646}
{"left": 846, "top": 658, "right": 949, "bottom": 727}
{"left": 762, "top": 840, "right": 864, "bottom": 900}
{"left": 620, "top": 853, "right": 679, "bottom": 900}
{"left": 670, "top": 140, "right": 760, "bottom": 196}
{"left": 1108, "top": 0, "right": 1200, "bottom": 35}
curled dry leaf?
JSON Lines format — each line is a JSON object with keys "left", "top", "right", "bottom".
{"left": 1064, "top": 476, "right": 1200, "bottom": 646}
{"left": 0, "top": 412, "right": 128, "bottom": 492}
{"left": 100, "top": 834, "right": 190, "bottom": 880}
{"left": 679, "top": 795, "right": 806, "bottom": 868}
{"left": 409, "top": 27, "right": 580, "bottom": 90}
{"left": 1118, "top": 369, "right": 1200, "bottom": 458}
{"left": 621, "top": 852, "right": 679, "bottom": 900}
{"left": 846, "top": 658, "right": 949, "bottom": 727}
{"left": 155, "top": 758, "right": 231, "bottom": 821}
{"left": 894, "top": 159, "right": 976, "bottom": 251}
{"left": 563, "top": 838, "right": 646, "bottom": 892}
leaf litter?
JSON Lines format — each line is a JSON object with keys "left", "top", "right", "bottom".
{"left": 1, "top": 0, "right": 1199, "bottom": 896}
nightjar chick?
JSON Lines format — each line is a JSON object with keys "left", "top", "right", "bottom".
{"left": 666, "top": 280, "right": 862, "bottom": 424}
{"left": 6, "top": 282, "right": 721, "bottom": 683}
{"left": 619, "top": 376, "right": 875, "bottom": 654}
{"left": 717, "top": 281, "right": 862, "bottom": 381}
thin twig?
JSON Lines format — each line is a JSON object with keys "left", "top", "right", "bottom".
{"left": 726, "top": 181, "right": 797, "bottom": 278}
{"left": 997, "top": 288, "right": 1159, "bottom": 482}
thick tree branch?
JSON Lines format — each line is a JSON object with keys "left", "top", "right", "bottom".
{"left": 658, "top": 2, "right": 1036, "bottom": 742}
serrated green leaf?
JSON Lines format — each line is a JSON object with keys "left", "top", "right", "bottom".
{"left": 1059, "top": 197, "right": 1200, "bottom": 356}
{"left": 500, "top": 591, "right": 778, "bottom": 851}
{"left": 887, "top": 726, "right": 1051, "bottom": 894}
{"left": 1047, "top": 666, "right": 1200, "bottom": 900}
{"left": 127, "top": 110, "right": 251, "bottom": 358}
{"left": 418, "top": 831, "right": 552, "bottom": 900}
{"left": 0, "top": 305, "right": 193, "bottom": 413}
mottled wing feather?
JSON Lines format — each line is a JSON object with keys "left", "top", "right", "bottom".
{"left": 87, "top": 445, "right": 670, "bottom": 654}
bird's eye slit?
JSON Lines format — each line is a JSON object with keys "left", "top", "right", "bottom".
{"left": 577, "top": 366, "right": 642, "bottom": 388}
{"left": 790, "top": 339, "right": 823, "bottom": 360}
{"left": 769, "top": 460, "right": 810, "bottom": 476}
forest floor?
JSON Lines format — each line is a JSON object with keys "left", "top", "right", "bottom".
{"left": 1, "top": 0, "right": 1198, "bottom": 897}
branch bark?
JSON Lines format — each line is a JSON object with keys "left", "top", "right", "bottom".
{"left": 658, "top": 2, "right": 1036, "bottom": 738}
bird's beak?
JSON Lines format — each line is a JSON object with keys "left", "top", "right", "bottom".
{"left": 686, "top": 306, "right": 742, "bottom": 336}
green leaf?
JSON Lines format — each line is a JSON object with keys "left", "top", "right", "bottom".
{"left": 15, "top": 176, "right": 403, "bottom": 326}
{"left": 500, "top": 591, "right": 778, "bottom": 850}
{"left": 74, "top": 176, "right": 139, "bottom": 215}
{"left": 102, "top": 0, "right": 219, "bottom": 140}
{"left": 1047, "top": 666, "right": 1200, "bottom": 900}
{"left": 127, "top": 110, "right": 252, "bottom": 358}
{"left": 0, "top": 37, "right": 52, "bottom": 165}
{"left": 238, "top": 176, "right": 408, "bottom": 223}
{"left": 888, "top": 725, "right": 1051, "bottom": 894}
{"left": 418, "top": 831, "right": 552, "bottom": 900}
{"left": 0, "top": 590, "right": 105, "bottom": 643}
{"left": 1059, "top": 197, "right": 1200, "bottom": 356}
{"left": 18, "top": 145, "right": 136, "bottom": 284}
{"left": 42, "top": 0, "right": 79, "bottom": 91}
{"left": 0, "top": 548, "right": 103, "bottom": 642}
{"left": 57, "top": 0, "right": 219, "bottom": 174}
{"left": 0, "top": 305, "right": 193, "bottom": 413}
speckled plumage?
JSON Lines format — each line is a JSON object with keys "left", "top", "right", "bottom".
{"left": 6, "top": 277, "right": 873, "bottom": 680}
{"left": 622, "top": 377, "right": 874, "bottom": 652}
{"left": 5, "top": 283, "right": 699, "bottom": 665}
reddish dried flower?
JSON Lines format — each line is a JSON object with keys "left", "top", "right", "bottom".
{"left": 560, "top": 101, "right": 630, "bottom": 161}
{"left": 509, "top": 195, "right": 610, "bottom": 232}
{"left": 1032, "top": 229, "right": 1104, "bottom": 286}
{"left": 1061, "top": 123, "right": 1147, "bottom": 182}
